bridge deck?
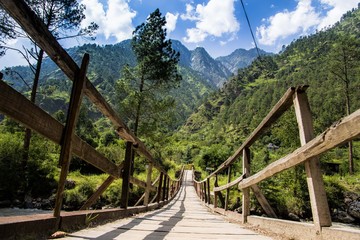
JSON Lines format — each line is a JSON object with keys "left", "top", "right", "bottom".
{"left": 63, "top": 170, "right": 272, "bottom": 240}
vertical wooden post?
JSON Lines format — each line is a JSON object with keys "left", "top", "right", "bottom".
{"left": 157, "top": 172, "right": 164, "bottom": 203}
{"left": 293, "top": 91, "right": 331, "bottom": 229}
{"left": 242, "top": 147, "right": 250, "bottom": 223}
{"left": 53, "top": 54, "right": 89, "bottom": 220}
{"left": 203, "top": 181, "right": 207, "bottom": 203}
{"left": 120, "top": 141, "right": 133, "bottom": 209}
{"left": 214, "top": 175, "right": 218, "bottom": 208}
{"left": 144, "top": 163, "right": 153, "bottom": 206}
{"left": 162, "top": 175, "right": 167, "bottom": 201}
{"left": 214, "top": 174, "right": 225, "bottom": 208}
{"left": 166, "top": 177, "right": 170, "bottom": 200}
{"left": 225, "top": 166, "right": 232, "bottom": 211}
{"left": 207, "top": 178, "right": 211, "bottom": 204}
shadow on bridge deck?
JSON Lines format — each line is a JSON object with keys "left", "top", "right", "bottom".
{"left": 63, "top": 170, "right": 271, "bottom": 240}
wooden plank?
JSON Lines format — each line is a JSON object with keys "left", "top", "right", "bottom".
{"left": 120, "top": 142, "right": 133, "bottom": 209}
{"left": 239, "top": 108, "right": 360, "bottom": 189}
{"left": 0, "top": 80, "right": 119, "bottom": 177}
{"left": 242, "top": 148, "right": 250, "bottom": 223}
{"left": 0, "top": 0, "right": 166, "bottom": 174}
{"left": 80, "top": 175, "right": 115, "bottom": 210}
{"left": 293, "top": 91, "right": 331, "bottom": 228}
{"left": 144, "top": 164, "right": 153, "bottom": 206}
{"left": 54, "top": 54, "right": 89, "bottom": 219}
{"left": 209, "top": 86, "right": 302, "bottom": 178}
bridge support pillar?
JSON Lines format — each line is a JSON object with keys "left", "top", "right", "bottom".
{"left": 294, "top": 91, "right": 331, "bottom": 231}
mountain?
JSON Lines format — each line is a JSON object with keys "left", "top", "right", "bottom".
{"left": 190, "top": 47, "right": 231, "bottom": 87}
{"left": 216, "top": 48, "right": 272, "bottom": 74}
{"left": 1, "top": 38, "right": 269, "bottom": 129}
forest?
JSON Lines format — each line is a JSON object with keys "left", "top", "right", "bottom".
{"left": 0, "top": 2, "right": 359, "bottom": 226}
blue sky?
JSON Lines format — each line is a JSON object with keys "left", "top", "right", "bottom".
{"left": 1, "top": 0, "right": 359, "bottom": 67}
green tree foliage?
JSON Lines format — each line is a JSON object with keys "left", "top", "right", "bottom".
{"left": 116, "top": 8, "right": 181, "bottom": 138}
{"left": 328, "top": 35, "right": 360, "bottom": 174}
{"left": 0, "top": 8, "right": 16, "bottom": 56}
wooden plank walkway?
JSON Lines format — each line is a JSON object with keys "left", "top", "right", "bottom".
{"left": 63, "top": 170, "right": 272, "bottom": 240}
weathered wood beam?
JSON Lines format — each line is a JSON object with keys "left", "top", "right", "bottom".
{"left": 0, "top": 80, "right": 119, "bottom": 177}
{"left": 129, "top": 176, "right": 156, "bottom": 192}
{"left": 213, "top": 174, "right": 245, "bottom": 192}
{"left": 54, "top": 53, "right": 88, "bottom": 219}
{"left": 0, "top": 0, "right": 165, "bottom": 174}
{"left": 239, "top": 108, "right": 360, "bottom": 189}
{"left": 251, "top": 184, "right": 277, "bottom": 218}
{"left": 144, "top": 164, "right": 153, "bottom": 206}
{"left": 157, "top": 172, "right": 164, "bottom": 203}
{"left": 80, "top": 175, "right": 115, "bottom": 210}
{"left": 242, "top": 147, "right": 250, "bottom": 223}
{"left": 120, "top": 142, "right": 133, "bottom": 209}
{"left": 293, "top": 91, "right": 331, "bottom": 228}
{"left": 224, "top": 166, "right": 231, "bottom": 211}
{"left": 209, "top": 86, "right": 303, "bottom": 178}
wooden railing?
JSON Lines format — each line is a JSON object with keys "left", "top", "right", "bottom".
{"left": 193, "top": 86, "right": 360, "bottom": 237}
{"left": 0, "top": 0, "right": 183, "bottom": 230}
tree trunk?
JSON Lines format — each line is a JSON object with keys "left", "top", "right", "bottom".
{"left": 22, "top": 48, "right": 44, "bottom": 194}
{"left": 344, "top": 70, "right": 354, "bottom": 174}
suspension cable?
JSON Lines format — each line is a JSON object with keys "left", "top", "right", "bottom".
{"left": 240, "top": 0, "right": 261, "bottom": 59}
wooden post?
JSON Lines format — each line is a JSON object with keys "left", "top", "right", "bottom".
{"left": 157, "top": 172, "right": 164, "bottom": 203}
{"left": 242, "top": 147, "right": 250, "bottom": 223}
{"left": 225, "top": 166, "right": 232, "bottom": 211}
{"left": 207, "top": 178, "right": 211, "bottom": 205}
{"left": 80, "top": 176, "right": 114, "bottom": 210}
{"left": 120, "top": 141, "right": 133, "bottom": 209}
{"left": 203, "top": 181, "right": 207, "bottom": 203}
{"left": 166, "top": 177, "right": 170, "bottom": 200}
{"left": 144, "top": 164, "right": 153, "bottom": 206}
{"left": 53, "top": 54, "right": 89, "bottom": 220}
{"left": 162, "top": 175, "right": 167, "bottom": 201}
{"left": 293, "top": 91, "right": 331, "bottom": 229}
{"left": 214, "top": 174, "right": 225, "bottom": 208}
{"left": 214, "top": 175, "right": 218, "bottom": 208}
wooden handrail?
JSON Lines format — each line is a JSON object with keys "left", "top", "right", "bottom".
{"left": 238, "top": 109, "right": 360, "bottom": 189}
{"left": 0, "top": 0, "right": 166, "bottom": 174}
{"left": 207, "top": 86, "right": 306, "bottom": 179}
{"left": 213, "top": 174, "right": 245, "bottom": 192}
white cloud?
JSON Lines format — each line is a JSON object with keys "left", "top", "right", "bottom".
{"left": 318, "top": 0, "right": 359, "bottom": 29}
{"left": 165, "top": 12, "right": 179, "bottom": 34}
{"left": 181, "top": 0, "right": 240, "bottom": 43}
{"left": 257, "top": 0, "right": 320, "bottom": 46}
{"left": 256, "top": 0, "right": 359, "bottom": 46}
{"left": 81, "top": 0, "right": 136, "bottom": 42}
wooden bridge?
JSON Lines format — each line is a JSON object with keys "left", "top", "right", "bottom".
{"left": 0, "top": 1, "right": 360, "bottom": 240}
{"left": 61, "top": 170, "right": 272, "bottom": 240}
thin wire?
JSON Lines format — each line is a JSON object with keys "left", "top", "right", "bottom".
{"left": 240, "top": 0, "right": 261, "bottom": 59}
